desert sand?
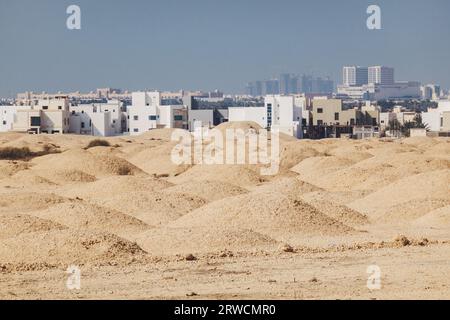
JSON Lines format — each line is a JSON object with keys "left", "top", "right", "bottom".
{"left": 0, "top": 123, "right": 449, "bottom": 299}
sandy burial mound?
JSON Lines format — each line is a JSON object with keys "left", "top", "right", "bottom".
{"left": 0, "top": 230, "right": 148, "bottom": 270}
{"left": 0, "top": 133, "right": 91, "bottom": 152}
{"left": 137, "top": 226, "right": 279, "bottom": 256}
{"left": 412, "top": 205, "right": 450, "bottom": 228}
{"left": 292, "top": 151, "right": 449, "bottom": 192}
{"left": 56, "top": 177, "right": 205, "bottom": 226}
{"left": 28, "top": 200, "right": 150, "bottom": 238}
{"left": 300, "top": 191, "right": 369, "bottom": 227}
{"left": 28, "top": 148, "right": 144, "bottom": 182}
{"left": 0, "top": 214, "right": 66, "bottom": 239}
{"left": 126, "top": 143, "right": 191, "bottom": 177}
{"left": 291, "top": 156, "right": 358, "bottom": 188}
{"left": 349, "top": 169, "right": 450, "bottom": 222}
{"left": 169, "top": 164, "right": 267, "bottom": 188}
{"left": 56, "top": 175, "right": 173, "bottom": 199}
{"left": 169, "top": 177, "right": 353, "bottom": 240}
{"left": 0, "top": 192, "right": 67, "bottom": 214}
{"left": 164, "top": 180, "right": 249, "bottom": 202}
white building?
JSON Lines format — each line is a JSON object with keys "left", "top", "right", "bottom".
{"left": 228, "top": 95, "right": 303, "bottom": 138}
{"left": 228, "top": 107, "right": 266, "bottom": 128}
{"left": 421, "top": 84, "right": 441, "bottom": 101}
{"left": 0, "top": 105, "right": 32, "bottom": 132}
{"left": 343, "top": 66, "right": 368, "bottom": 86}
{"left": 422, "top": 100, "right": 450, "bottom": 132}
{"left": 337, "top": 82, "right": 421, "bottom": 100}
{"left": 69, "top": 100, "right": 126, "bottom": 136}
{"left": 368, "top": 66, "right": 395, "bottom": 85}
{"left": 2, "top": 97, "right": 71, "bottom": 134}
{"left": 127, "top": 91, "right": 187, "bottom": 136}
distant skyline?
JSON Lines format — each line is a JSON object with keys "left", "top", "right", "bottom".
{"left": 1, "top": 0, "right": 450, "bottom": 97}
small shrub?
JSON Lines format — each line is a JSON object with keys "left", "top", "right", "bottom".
{"left": 117, "top": 165, "right": 132, "bottom": 176}
{"left": 86, "top": 139, "right": 111, "bottom": 149}
{"left": 0, "top": 145, "right": 60, "bottom": 160}
{"left": 0, "top": 147, "right": 34, "bottom": 160}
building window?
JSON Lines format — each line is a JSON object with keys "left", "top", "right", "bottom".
{"left": 58, "top": 106, "right": 62, "bottom": 110}
{"left": 133, "top": 128, "right": 139, "bottom": 132}
{"left": 174, "top": 115, "right": 183, "bottom": 121}
{"left": 335, "top": 112, "right": 339, "bottom": 121}
{"left": 350, "top": 118, "right": 355, "bottom": 126}
{"left": 42, "top": 106, "right": 48, "bottom": 110}
{"left": 81, "top": 122, "right": 85, "bottom": 128}
{"left": 133, "top": 115, "right": 139, "bottom": 121}
{"left": 30, "top": 116, "right": 41, "bottom": 126}
{"left": 2, "top": 120, "right": 6, "bottom": 125}
{"left": 149, "top": 115, "right": 157, "bottom": 121}
{"left": 317, "top": 108, "right": 323, "bottom": 113}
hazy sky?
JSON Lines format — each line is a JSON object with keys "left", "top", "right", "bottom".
{"left": 1, "top": 0, "right": 450, "bottom": 97}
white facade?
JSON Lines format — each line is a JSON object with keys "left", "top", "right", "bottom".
{"left": 3, "top": 97, "right": 71, "bottom": 134}
{"left": 228, "top": 107, "right": 266, "bottom": 128}
{"left": 337, "top": 82, "right": 421, "bottom": 100}
{"left": 265, "top": 95, "right": 302, "bottom": 138}
{"left": 127, "top": 91, "right": 187, "bottom": 136}
{"left": 0, "top": 105, "right": 32, "bottom": 132}
{"left": 69, "top": 100, "right": 125, "bottom": 136}
{"left": 227, "top": 95, "right": 302, "bottom": 138}
{"left": 343, "top": 66, "right": 368, "bottom": 86}
{"left": 368, "top": 66, "right": 395, "bottom": 85}
{"left": 422, "top": 100, "right": 450, "bottom": 132}
{"left": 188, "top": 109, "right": 214, "bottom": 131}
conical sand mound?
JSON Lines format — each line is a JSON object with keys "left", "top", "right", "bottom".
{"left": 29, "top": 148, "right": 144, "bottom": 180}
{"left": 164, "top": 180, "right": 248, "bottom": 202}
{"left": 349, "top": 169, "right": 450, "bottom": 222}
{"left": 412, "top": 205, "right": 450, "bottom": 227}
{"left": 60, "top": 187, "right": 206, "bottom": 227}
{"left": 0, "top": 214, "right": 66, "bottom": 239}
{"left": 56, "top": 175, "right": 172, "bottom": 200}
{"left": 0, "top": 230, "right": 148, "bottom": 270}
{"left": 170, "top": 177, "right": 353, "bottom": 238}
{"left": 169, "top": 164, "right": 266, "bottom": 188}
{"left": 127, "top": 143, "right": 191, "bottom": 177}
{"left": 300, "top": 191, "right": 369, "bottom": 226}
{"left": 0, "top": 192, "right": 67, "bottom": 214}
{"left": 28, "top": 201, "right": 150, "bottom": 238}
{"left": 136, "top": 226, "right": 278, "bottom": 256}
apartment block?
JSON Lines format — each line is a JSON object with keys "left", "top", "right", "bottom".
{"left": 229, "top": 95, "right": 302, "bottom": 138}
{"left": 127, "top": 91, "right": 188, "bottom": 136}
{"left": 11, "top": 96, "right": 70, "bottom": 134}
{"left": 69, "top": 100, "right": 126, "bottom": 136}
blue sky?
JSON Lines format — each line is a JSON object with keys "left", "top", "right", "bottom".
{"left": 0, "top": 0, "right": 449, "bottom": 97}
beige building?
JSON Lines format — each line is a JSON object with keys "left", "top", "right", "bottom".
{"left": 12, "top": 96, "right": 70, "bottom": 134}
{"left": 311, "top": 99, "right": 379, "bottom": 126}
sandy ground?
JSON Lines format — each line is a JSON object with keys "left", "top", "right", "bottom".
{"left": 0, "top": 123, "right": 449, "bottom": 300}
